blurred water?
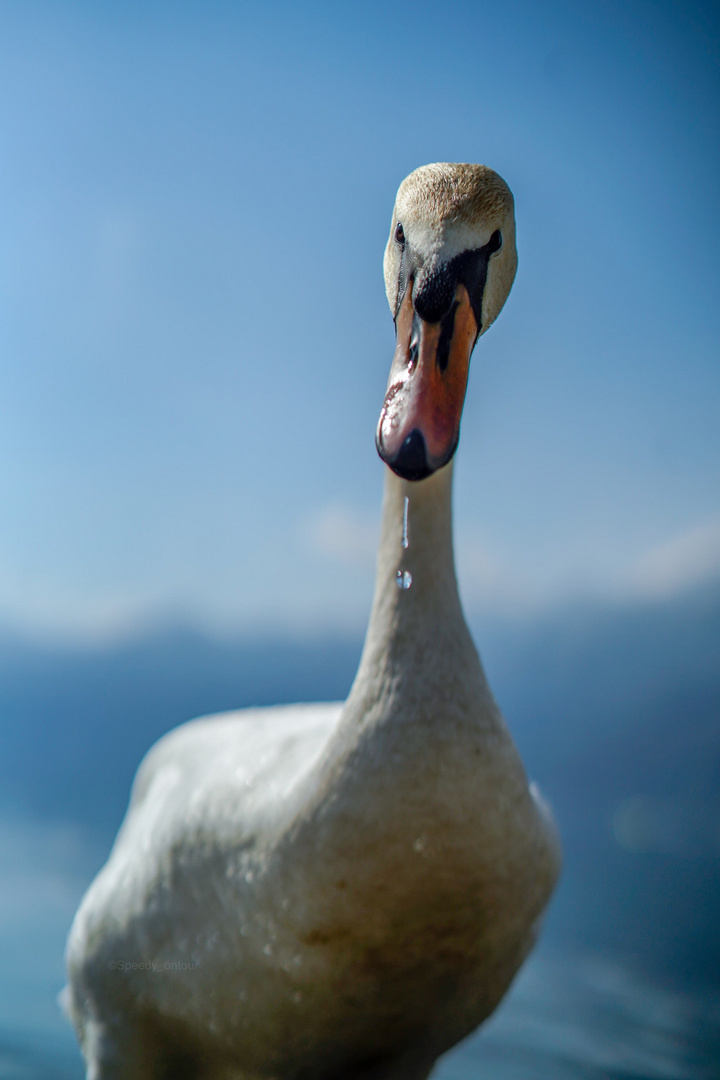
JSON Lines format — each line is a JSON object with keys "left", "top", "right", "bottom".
{"left": 0, "top": 586, "right": 718, "bottom": 1076}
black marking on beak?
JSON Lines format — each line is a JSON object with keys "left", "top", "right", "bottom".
{"left": 395, "top": 231, "right": 501, "bottom": 330}
{"left": 389, "top": 429, "right": 431, "bottom": 482}
{"left": 414, "top": 269, "right": 455, "bottom": 324}
{"left": 436, "top": 301, "right": 459, "bottom": 373}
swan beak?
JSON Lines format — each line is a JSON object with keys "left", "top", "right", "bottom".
{"left": 376, "top": 282, "right": 478, "bottom": 481}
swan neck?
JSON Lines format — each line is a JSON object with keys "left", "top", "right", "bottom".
{"left": 355, "top": 461, "right": 470, "bottom": 679}
{"left": 380, "top": 463, "right": 458, "bottom": 607}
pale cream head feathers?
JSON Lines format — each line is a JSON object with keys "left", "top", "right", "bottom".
{"left": 383, "top": 162, "right": 518, "bottom": 334}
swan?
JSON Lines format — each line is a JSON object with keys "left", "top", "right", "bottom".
{"left": 65, "top": 162, "right": 561, "bottom": 1080}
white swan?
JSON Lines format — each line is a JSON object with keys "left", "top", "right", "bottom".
{"left": 66, "top": 163, "right": 561, "bottom": 1080}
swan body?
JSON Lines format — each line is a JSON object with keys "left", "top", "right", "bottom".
{"left": 66, "top": 164, "right": 561, "bottom": 1080}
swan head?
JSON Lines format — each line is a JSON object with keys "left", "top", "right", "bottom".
{"left": 376, "top": 163, "right": 517, "bottom": 481}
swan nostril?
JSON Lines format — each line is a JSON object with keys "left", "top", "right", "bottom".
{"left": 392, "top": 430, "right": 431, "bottom": 482}
{"left": 407, "top": 311, "right": 422, "bottom": 371}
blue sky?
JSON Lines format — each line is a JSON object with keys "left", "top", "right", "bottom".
{"left": 1, "top": 0, "right": 718, "bottom": 641}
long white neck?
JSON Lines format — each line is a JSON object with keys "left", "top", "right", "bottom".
{"left": 344, "top": 460, "right": 496, "bottom": 731}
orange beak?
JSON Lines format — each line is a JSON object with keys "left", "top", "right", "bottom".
{"left": 376, "top": 280, "right": 478, "bottom": 481}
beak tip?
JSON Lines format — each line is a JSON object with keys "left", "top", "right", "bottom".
{"left": 377, "top": 428, "right": 434, "bottom": 482}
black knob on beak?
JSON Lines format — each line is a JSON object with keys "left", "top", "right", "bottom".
{"left": 389, "top": 429, "right": 431, "bottom": 481}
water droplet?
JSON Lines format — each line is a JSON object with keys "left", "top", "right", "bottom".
{"left": 396, "top": 569, "right": 412, "bottom": 590}
{"left": 263, "top": 943, "right": 273, "bottom": 956}
{"left": 402, "top": 496, "right": 409, "bottom": 550}
{"left": 413, "top": 835, "right": 426, "bottom": 853}
{"left": 292, "top": 990, "right": 303, "bottom": 1004}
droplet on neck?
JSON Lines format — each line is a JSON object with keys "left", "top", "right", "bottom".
{"left": 401, "top": 496, "right": 409, "bottom": 550}
{"left": 396, "top": 569, "right": 412, "bottom": 590}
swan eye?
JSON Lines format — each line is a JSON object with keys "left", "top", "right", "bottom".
{"left": 394, "top": 222, "right": 405, "bottom": 246}
{"left": 488, "top": 230, "right": 502, "bottom": 254}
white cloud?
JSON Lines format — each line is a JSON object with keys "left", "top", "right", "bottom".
{"left": 626, "top": 517, "right": 720, "bottom": 600}
{"left": 0, "top": 575, "right": 171, "bottom": 646}
{"left": 300, "top": 504, "right": 379, "bottom": 568}
{"left": 458, "top": 515, "right": 720, "bottom": 617}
